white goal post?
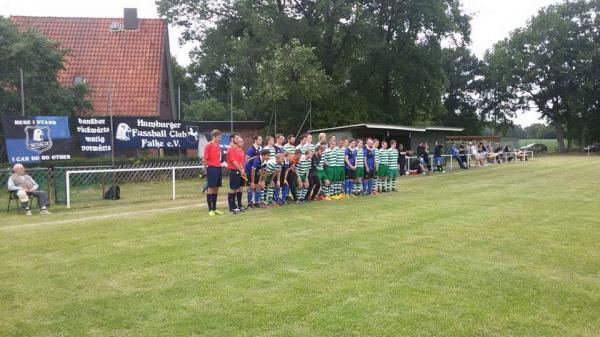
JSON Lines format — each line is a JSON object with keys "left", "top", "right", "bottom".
{"left": 65, "top": 165, "right": 204, "bottom": 209}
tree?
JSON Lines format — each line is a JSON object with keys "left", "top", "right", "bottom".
{"left": 482, "top": 1, "right": 600, "bottom": 151}
{"left": 0, "top": 18, "right": 91, "bottom": 116}
{"left": 437, "top": 47, "right": 483, "bottom": 134}
{"left": 157, "top": 0, "right": 474, "bottom": 133}
{"left": 256, "top": 39, "right": 332, "bottom": 133}
{"left": 170, "top": 57, "right": 198, "bottom": 119}
{"left": 183, "top": 98, "right": 247, "bottom": 122}
{"left": 348, "top": 0, "right": 472, "bottom": 124}
{"left": 183, "top": 98, "right": 228, "bottom": 121}
{"left": 524, "top": 123, "right": 556, "bottom": 139}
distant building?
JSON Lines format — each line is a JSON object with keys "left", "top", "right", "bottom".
{"left": 309, "top": 124, "right": 464, "bottom": 150}
{"left": 11, "top": 8, "right": 175, "bottom": 119}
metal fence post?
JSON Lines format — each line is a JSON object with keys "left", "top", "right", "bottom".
{"left": 66, "top": 171, "right": 71, "bottom": 209}
{"left": 172, "top": 168, "right": 176, "bottom": 200}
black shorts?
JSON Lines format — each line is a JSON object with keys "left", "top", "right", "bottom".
{"left": 244, "top": 170, "right": 252, "bottom": 186}
{"left": 206, "top": 166, "right": 222, "bottom": 188}
{"left": 229, "top": 170, "right": 242, "bottom": 190}
{"left": 345, "top": 169, "right": 355, "bottom": 180}
{"left": 253, "top": 171, "right": 262, "bottom": 185}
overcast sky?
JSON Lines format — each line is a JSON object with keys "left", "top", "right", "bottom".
{"left": 1, "top": 0, "right": 564, "bottom": 126}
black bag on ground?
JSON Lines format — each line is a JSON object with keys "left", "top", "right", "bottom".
{"left": 104, "top": 185, "right": 121, "bottom": 200}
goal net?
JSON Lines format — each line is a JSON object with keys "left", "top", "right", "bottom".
{"left": 64, "top": 165, "right": 205, "bottom": 209}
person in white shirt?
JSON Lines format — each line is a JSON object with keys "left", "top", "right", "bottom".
{"left": 7, "top": 164, "right": 51, "bottom": 215}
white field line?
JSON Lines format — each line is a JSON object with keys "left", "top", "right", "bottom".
{"left": 0, "top": 201, "right": 228, "bottom": 231}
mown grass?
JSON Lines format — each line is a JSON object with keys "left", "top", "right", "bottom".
{"left": 0, "top": 156, "right": 599, "bottom": 337}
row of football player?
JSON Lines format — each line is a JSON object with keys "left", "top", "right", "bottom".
{"left": 204, "top": 130, "right": 410, "bottom": 215}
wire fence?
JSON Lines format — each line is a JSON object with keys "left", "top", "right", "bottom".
{"left": 1, "top": 160, "right": 204, "bottom": 210}
{"left": 64, "top": 164, "right": 206, "bottom": 208}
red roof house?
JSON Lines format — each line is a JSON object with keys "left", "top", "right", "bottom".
{"left": 11, "top": 9, "right": 175, "bottom": 119}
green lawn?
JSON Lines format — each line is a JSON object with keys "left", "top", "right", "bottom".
{"left": 1, "top": 156, "right": 599, "bottom": 337}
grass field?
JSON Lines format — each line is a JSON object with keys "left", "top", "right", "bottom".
{"left": 1, "top": 156, "right": 599, "bottom": 337}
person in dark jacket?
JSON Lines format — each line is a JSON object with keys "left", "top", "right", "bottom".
{"left": 307, "top": 145, "right": 324, "bottom": 201}
{"left": 433, "top": 142, "right": 445, "bottom": 172}
{"left": 398, "top": 144, "right": 407, "bottom": 176}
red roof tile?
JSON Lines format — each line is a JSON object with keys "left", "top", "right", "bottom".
{"left": 10, "top": 16, "right": 169, "bottom": 117}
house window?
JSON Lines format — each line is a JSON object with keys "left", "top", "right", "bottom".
{"left": 109, "top": 22, "right": 122, "bottom": 31}
{"left": 73, "top": 76, "right": 86, "bottom": 85}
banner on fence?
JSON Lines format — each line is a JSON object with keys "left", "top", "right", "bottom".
{"left": 1, "top": 116, "right": 71, "bottom": 164}
{"left": 76, "top": 117, "right": 113, "bottom": 154}
{"left": 112, "top": 117, "right": 199, "bottom": 149}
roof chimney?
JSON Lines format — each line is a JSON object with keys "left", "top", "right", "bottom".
{"left": 123, "top": 8, "right": 138, "bottom": 30}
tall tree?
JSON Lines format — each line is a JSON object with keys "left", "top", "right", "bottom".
{"left": 0, "top": 18, "right": 91, "bottom": 116}
{"left": 157, "top": 0, "right": 473, "bottom": 133}
{"left": 482, "top": 1, "right": 600, "bottom": 151}
{"left": 170, "top": 57, "right": 198, "bottom": 119}
{"left": 256, "top": 39, "right": 332, "bottom": 133}
{"left": 437, "top": 46, "right": 483, "bottom": 134}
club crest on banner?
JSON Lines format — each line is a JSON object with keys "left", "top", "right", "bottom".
{"left": 186, "top": 125, "right": 199, "bottom": 143}
{"left": 24, "top": 125, "right": 53, "bottom": 153}
{"left": 116, "top": 123, "right": 132, "bottom": 141}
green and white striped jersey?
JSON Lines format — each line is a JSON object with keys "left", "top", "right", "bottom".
{"left": 355, "top": 146, "right": 364, "bottom": 168}
{"left": 388, "top": 148, "right": 399, "bottom": 167}
{"left": 379, "top": 148, "right": 389, "bottom": 166}
{"left": 283, "top": 143, "right": 296, "bottom": 154}
{"left": 264, "top": 145, "right": 276, "bottom": 158}
{"left": 323, "top": 148, "right": 333, "bottom": 167}
{"left": 374, "top": 148, "right": 380, "bottom": 165}
{"left": 295, "top": 143, "right": 306, "bottom": 154}
{"left": 296, "top": 155, "right": 311, "bottom": 176}
{"left": 265, "top": 158, "right": 279, "bottom": 175}
{"left": 296, "top": 142, "right": 315, "bottom": 155}
{"left": 334, "top": 147, "right": 345, "bottom": 167}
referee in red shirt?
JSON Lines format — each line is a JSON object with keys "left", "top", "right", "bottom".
{"left": 226, "top": 133, "right": 247, "bottom": 214}
{"left": 204, "top": 129, "right": 224, "bottom": 215}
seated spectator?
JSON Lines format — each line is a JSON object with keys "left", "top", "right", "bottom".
{"left": 494, "top": 144, "right": 505, "bottom": 163}
{"left": 515, "top": 149, "right": 528, "bottom": 161}
{"left": 470, "top": 142, "right": 484, "bottom": 167}
{"left": 7, "top": 164, "right": 51, "bottom": 215}
{"left": 478, "top": 143, "right": 488, "bottom": 165}
{"left": 408, "top": 150, "right": 425, "bottom": 175}
{"left": 504, "top": 145, "right": 515, "bottom": 162}
{"left": 487, "top": 149, "right": 500, "bottom": 163}
{"left": 451, "top": 143, "right": 467, "bottom": 169}
{"left": 459, "top": 144, "right": 468, "bottom": 165}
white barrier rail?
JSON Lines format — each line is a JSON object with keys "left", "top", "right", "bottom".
{"left": 403, "top": 151, "right": 533, "bottom": 174}
{"left": 66, "top": 165, "right": 204, "bottom": 209}
{"left": 65, "top": 151, "right": 535, "bottom": 208}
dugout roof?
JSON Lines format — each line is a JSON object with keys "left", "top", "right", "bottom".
{"left": 309, "top": 124, "right": 464, "bottom": 133}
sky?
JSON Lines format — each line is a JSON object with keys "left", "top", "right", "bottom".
{"left": 1, "top": 0, "right": 564, "bottom": 126}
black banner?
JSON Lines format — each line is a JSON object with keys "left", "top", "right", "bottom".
{"left": 2, "top": 116, "right": 72, "bottom": 164}
{"left": 112, "top": 117, "right": 199, "bottom": 149}
{"left": 76, "top": 117, "right": 112, "bottom": 154}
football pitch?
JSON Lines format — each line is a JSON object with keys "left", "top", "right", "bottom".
{"left": 1, "top": 156, "right": 598, "bottom": 337}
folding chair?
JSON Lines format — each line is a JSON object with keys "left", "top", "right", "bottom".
{"left": 7, "top": 190, "right": 36, "bottom": 213}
